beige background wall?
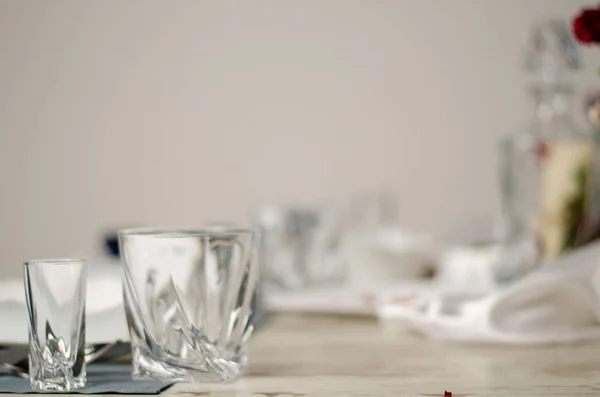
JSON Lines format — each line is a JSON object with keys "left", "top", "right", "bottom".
{"left": 1, "top": 0, "right": 599, "bottom": 277}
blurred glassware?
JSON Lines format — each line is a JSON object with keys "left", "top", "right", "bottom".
{"left": 343, "top": 227, "right": 437, "bottom": 286}
{"left": 523, "top": 18, "right": 580, "bottom": 81}
{"left": 497, "top": 18, "right": 600, "bottom": 283}
{"left": 339, "top": 189, "right": 436, "bottom": 285}
{"left": 252, "top": 205, "right": 346, "bottom": 289}
{"left": 119, "top": 227, "right": 259, "bottom": 382}
{"left": 436, "top": 244, "right": 501, "bottom": 294}
{"left": 343, "top": 189, "right": 399, "bottom": 232}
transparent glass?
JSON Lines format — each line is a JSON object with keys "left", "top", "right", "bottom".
{"left": 496, "top": 19, "right": 599, "bottom": 283}
{"left": 119, "top": 227, "right": 259, "bottom": 382}
{"left": 251, "top": 206, "right": 345, "bottom": 289}
{"left": 522, "top": 18, "right": 580, "bottom": 78}
{"left": 498, "top": 86, "right": 600, "bottom": 281}
{"left": 24, "top": 259, "right": 87, "bottom": 391}
{"left": 343, "top": 189, "right": 400, "bottom": 231}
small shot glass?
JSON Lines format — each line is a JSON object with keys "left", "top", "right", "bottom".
{"left": 24, "top": 259, "right": 87, "bottom": 391}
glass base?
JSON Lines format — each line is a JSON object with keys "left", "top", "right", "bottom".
{"left": 30, "top": 376, "right": 86, "bottom": 392}
{"left": 132, "top": 348, "right": 245, "bottom": 383}
{"left": 494, "top": 240, "right": 540, "bottom": 285}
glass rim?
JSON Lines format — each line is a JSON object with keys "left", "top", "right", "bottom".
{"left": 24, "top": 258, "right": 87, "bottom": 266}
{"left": 118, "top": 226, "right": 258, "bottom": 238}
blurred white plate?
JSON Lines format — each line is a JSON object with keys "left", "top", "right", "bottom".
{"left": 263, "top": 281, "right": 436, "bottom": 316}
{"left": 0, "top": 257, "right": 129, "bottom": 344}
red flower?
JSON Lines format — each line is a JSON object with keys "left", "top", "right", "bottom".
{"left": 573, "top": 5, "right": 600, "bottom": 44}
{"left": 444, "top": 391, "right": 452, "bottom": 397}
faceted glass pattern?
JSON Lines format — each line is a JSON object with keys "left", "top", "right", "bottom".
{"left": 24, "top": 259, "right": 87, "bottom": 391}
{"left": 119, "top": 227, "right": 259, "bottom": 382}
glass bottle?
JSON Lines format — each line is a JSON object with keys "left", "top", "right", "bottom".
{"left": 496, "top": 19, "right": 599, "bottom": 282}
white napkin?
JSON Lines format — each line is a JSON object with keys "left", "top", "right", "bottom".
{"left": 377, "top": 242, "right": 600, "bottom": 344}
{"left": 0, "top": 275, "right": 122, "bottom": 314}
{"left": 0, "top": 257, "right": 128, "bottom": 343}
{"left": 434, "top": 244, "right": 500, "bottom": 294}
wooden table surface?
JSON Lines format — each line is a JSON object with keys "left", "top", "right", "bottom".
{"left": 163, "top": 313, "right": 600, "bottom": 397}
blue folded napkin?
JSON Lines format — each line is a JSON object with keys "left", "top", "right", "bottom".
{"left": 0, "top": 364, "right": 173, "bottom": 394}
